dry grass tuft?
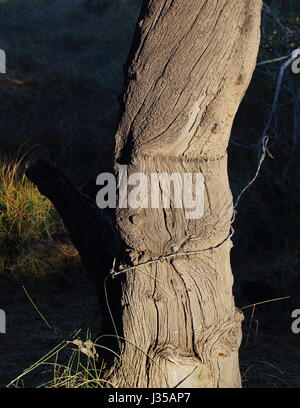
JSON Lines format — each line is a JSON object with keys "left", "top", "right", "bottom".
{"left": 0, "top": 158, "right": 79, "bottom": 279}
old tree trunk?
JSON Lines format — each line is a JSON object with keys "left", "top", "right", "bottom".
{"left": 26, "top": 0, "right": 263, "bottom": 389}
{"left": 112, "top": 0, "right": 262, "bottom": 388}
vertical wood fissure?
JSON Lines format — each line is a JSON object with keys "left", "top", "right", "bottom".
{"left": 112, "top": 0, "right": 262, "bottom": 388}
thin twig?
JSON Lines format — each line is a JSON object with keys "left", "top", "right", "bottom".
{"left": 22, "top": 285, "right": 52, "bottom": 330}
{"left": 233, "top": 136, "right": 269, "bottom": 211}
{"left": 257, "top": 55, "right": 289, "bottom": 66}
{"left": 259, "top": 48, "right": 300, "bottom": 150}
{"left": 241, "top": 296, "right": 290, "bottom": 310}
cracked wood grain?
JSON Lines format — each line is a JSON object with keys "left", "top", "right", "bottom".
{"left": 111, "top": 0, "right": 262, "bottom": 388}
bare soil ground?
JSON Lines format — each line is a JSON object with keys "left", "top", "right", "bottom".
{"left": 0, "top": 264, "right": 299, "bottom": 388}
{"left": 0, "top": 266, "right": 100, "bottom": 387}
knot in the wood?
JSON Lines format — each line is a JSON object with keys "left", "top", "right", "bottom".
{"left": 129, "top": 214, "right": 143, "bottom": 226}
{"left": 171, "top": 244, "right": 181, "bottom": 252}
{"left": 196, "top": 309, "right": 244, "bottom": 362}
{"left": 212, "top": 123, "right": 221, "bottom": 134}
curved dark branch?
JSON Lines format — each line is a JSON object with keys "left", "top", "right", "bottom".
{"left": 25, "top": 160, "right": 122, "bottom": 335}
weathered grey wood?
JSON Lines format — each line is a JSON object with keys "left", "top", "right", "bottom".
{"left": 112, "top": 0, "right": 262, "bottom": 387}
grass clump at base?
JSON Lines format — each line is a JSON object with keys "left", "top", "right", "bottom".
{"left": 0, "top": 158, "right": 78, "bottom": 279}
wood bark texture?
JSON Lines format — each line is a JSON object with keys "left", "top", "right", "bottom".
{"left": 113, "top": 0, "right": 262, "bottom": 388}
